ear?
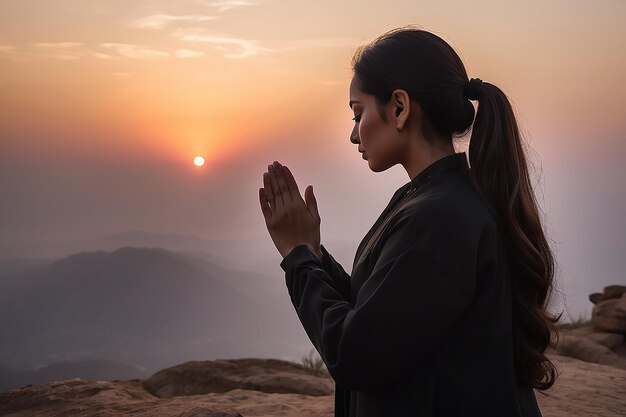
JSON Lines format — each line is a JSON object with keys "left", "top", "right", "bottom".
{"left": 391, "top": 89, "right": 411, "bottom": 130}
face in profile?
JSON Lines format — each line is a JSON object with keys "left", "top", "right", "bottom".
{"left": 349, "top": 75, "right": 405, "bottom": 172}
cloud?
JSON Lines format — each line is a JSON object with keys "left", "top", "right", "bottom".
{"left": 198, "top": 0, "right": 259, "bottom": 12}
{"left": 32, "top": 42, "right": 83, "bottom": 48}
{"left": 91, "top": 52, "right": 114, "bottom": 60}
{"left": 172, "top": 29, "right": 273, "bottom": 59}
{"left": 100, "top": 43, "right": 170, "bottom": 59}
{"left": 0, "top": 43, "right": 83, "bottom": 60}
{"left": 130, "top": 14, "right": 218, "bottom": 30}
{"left": 1, "top": 34, "right": 357, "bottom": 62}
{"left": 27, "top": 42, "right": 84, "bottom": 60}
{"left": 49, "top": 54, "right": 80, "bottom": 60}
{"left": 175, "top": 49, "right": 206, "bottom": 58}
{"left": 173, "top": 27, "right": 358, "bottom": 59}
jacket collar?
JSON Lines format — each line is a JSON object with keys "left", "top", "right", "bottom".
{"left": 408, "top": 152, "right": 469, "bottom": 190}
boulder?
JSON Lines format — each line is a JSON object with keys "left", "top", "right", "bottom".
{"left": 592, "top": 294, "right": 626, "bottom": 334}
{"left": 589, "top": 292, "right": 606, "bottom": 305}
{"left": 587, "top": 332, "right": 624, "bottom": 349}
{"left": 143, "top": 358, "right": 334, "bottom": 399}
{"left": 555, "top": 334, "right": 626, "bottom": 369}
{"left": 603, "top": 285, "right": 626, "bottom": 299}
{"left": 563, "top": 324, "right": 625, "bottom": 349}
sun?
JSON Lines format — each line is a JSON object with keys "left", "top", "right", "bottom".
{"left": 193, "top": 156, "right": 205, "bottom": 167}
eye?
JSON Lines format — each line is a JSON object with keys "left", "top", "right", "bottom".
{"left": 352, "top": 114, "right": 361, "bottom": 123}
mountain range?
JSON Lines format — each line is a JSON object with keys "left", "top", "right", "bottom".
{"left": 0, "top": 244, "right": 317, "bottom": 393}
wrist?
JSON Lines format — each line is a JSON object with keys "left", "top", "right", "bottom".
{"left": 281, "top": 243, "right": 320, "bottom": 260}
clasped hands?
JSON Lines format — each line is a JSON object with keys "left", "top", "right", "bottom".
{"left": 259, "top": 161, "right": 322, "bottom": 260}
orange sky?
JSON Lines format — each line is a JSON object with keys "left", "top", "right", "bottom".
{"left": 1, "top": 0, "right": 625, "bottom": 319}
{"left": 1, "top": 0, "right": 625, "bottom": 166}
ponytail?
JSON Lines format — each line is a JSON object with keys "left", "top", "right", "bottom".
{"left": 467, "top": 81, "right": 562, "bottom": 390}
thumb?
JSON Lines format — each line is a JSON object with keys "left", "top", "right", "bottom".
{"left": 305, "top": 185, "right": 320, "bottom": 222}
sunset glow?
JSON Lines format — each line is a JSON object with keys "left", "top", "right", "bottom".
{"left": 1, "top": 1, "right": 623, "bottom": 165}
{"left": 193, "top": 156, "right": 205, "bottom": 167}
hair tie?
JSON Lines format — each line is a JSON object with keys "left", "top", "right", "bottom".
{"left": 463, "top": 77, "right": 483, "bottom": 101}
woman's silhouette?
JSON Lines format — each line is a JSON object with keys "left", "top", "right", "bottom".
{"left": 259, "top": 26, "right": 561, "bottom": 417}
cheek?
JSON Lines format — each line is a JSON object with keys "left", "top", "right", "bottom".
{"left": 359, "top": 115, "right": 380, "bottom": 148}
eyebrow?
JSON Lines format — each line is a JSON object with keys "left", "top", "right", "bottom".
{"left": 349, "top": 100, "right": 360, "bottom": 108}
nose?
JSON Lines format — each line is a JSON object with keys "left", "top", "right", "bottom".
{"left": 350, "top": 126, "right": 360, "bottom": 145}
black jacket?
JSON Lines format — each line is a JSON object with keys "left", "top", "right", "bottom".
{"left": 280, "top": 152, "right": 543, "bottom": 417}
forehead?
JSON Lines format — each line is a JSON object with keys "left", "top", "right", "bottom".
{"left": 349, "top": 76, "right": 362, "bottom": 105}
{"left": 349, "top": 76, "right": 358, "bottom": 95}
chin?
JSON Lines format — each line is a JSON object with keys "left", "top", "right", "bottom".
{"left": 367, "top": 159, "right": 394, "bottom": 173}
{"left": 367, "top": 160, "right": 383, "bottom": 172}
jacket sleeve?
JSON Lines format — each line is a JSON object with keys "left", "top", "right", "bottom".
{"left": 280, "top": 207, "right": 480, "bottom": 391}
{"left": 319, "top": 244, "right": 352, "bottom": 301}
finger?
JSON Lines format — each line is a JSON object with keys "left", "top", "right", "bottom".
{"left": 282, "top": 165, "right": 302, "bottom": 202}
{"left": 305, "top": 185, "right": 320, "bottom": 222}
{"left": 259, "top": 187, "right": 272, "bottom": 220}
{"left": 263, "top": 172, "right": 275, "bottom": 212}
{"left": 268, "top": 164, "right": 283, "bottom": 208}
{"left": 273, "top": 162, "right": 293, "bottom": 203}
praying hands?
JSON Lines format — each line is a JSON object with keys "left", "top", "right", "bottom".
{"left": 259, "top": 160, "right": 322, "bottom": 260}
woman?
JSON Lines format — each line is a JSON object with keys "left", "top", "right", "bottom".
{"left": 259, "top": 26, "right": 561, "bottom": 417}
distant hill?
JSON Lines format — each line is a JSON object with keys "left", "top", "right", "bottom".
{"left": 0, "top": 230, "right": 358, "bottom": 278}
{"left": 0, "top": 231, "right": 249, "bottom": 264}
{"left": 0, "top": 247, "right": 311, "bottom": 392}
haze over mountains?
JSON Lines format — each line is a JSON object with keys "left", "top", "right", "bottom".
{"left": 0, "top": 232, "right": 356, "bottom": 393}
{"left": 0, "top": 229, "right": 602, "bottom": 394}
{"left": 0, "top": 231, "right": 260, "bottom": 265}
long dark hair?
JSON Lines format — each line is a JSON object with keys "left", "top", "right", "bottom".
{"left": 351, "top": 25, "right": 562, "bottom": 390}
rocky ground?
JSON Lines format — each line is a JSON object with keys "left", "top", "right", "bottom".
{"left": 2, "top": 285, "right": 624, "bottom": 416}
{"left": 0, "top": 351, "right": 624, "bottom": 417}
{"left": 535, "top": 352, "right": 625, "bottom": 416}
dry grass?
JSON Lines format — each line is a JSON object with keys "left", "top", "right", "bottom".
{"left": 300, "top": 348, "right": 330, "bottom": 378}
{"left": 555, "top": 311, "right": 592, "bottom": 330}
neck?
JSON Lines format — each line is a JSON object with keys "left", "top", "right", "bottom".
{"left": 402, "top": 143, "right": 456, "bottom": 181}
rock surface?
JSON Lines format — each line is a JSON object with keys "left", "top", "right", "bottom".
{"left": 0, "top": 378, "right": 243, "bottom": 417}
{"left": 1, "top": 355, "right": 624, "bottom": 417}
{"left": 143, "top": 358, "right": 334, "bottom": 398}
{"left": 555, "top": 334, "right": 626, "bottom": 369}
{"left": 536, "top": 353, "right": 626, "bottom": 417}
{"left": 554, "top": 320, "right": 626, "bottom": 368}
{"left": 603, "top": 285, "right": 626, "bottom": 299}
{"left": 589, "top": 292, "right": 606, "bottom": 305}
{"left": 592, "top": 294, "right": 626, "bottom": 334}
